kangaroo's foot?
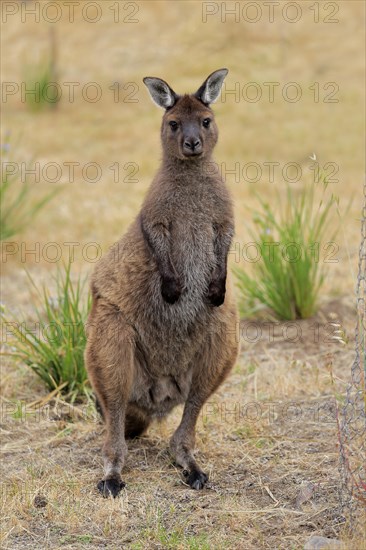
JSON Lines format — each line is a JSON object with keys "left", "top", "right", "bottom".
{"left": 183, "top": 468, "right": 208, "bottom": 490}
{"left": 97, "top": 476, "right": 126, "bottom": 498}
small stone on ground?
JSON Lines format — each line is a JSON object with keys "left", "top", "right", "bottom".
{"left": 304, "top": 535, "right": 342, "bottom": 549}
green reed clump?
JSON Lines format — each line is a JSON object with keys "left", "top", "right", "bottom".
{"left": 1, "top": 136, "right": 56, "bottom": 240}
{"left": 234, "top": 176, "right": 340, "bottom": 320}
{"left": 2, "top": 262, "right": 92, "bottom": 402}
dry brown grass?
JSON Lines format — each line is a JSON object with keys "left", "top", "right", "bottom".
{"left": 1, "top": 1, "right": 365, "bottom": 548}
{"left": 1, "top": 297, "right": 365, "bottom": 549}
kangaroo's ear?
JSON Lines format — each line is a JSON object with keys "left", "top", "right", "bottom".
{"left": 143, "top": 77, "right": 178, "bottom": 109}
{"left": 194, "top": 68, "right": 228, "bottom": 105}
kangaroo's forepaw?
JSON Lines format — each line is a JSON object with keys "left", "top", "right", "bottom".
{"left": 207, "top": 278, "right": 226, "bottom": 307}
{"left": 97, "top": 478, "right": 126, "bottom": 498}
{"left": 183, "top": 469, "right": 208, "bottom": 490}
{"left": 161, "top": 276, "right": 182, "bottom": 304}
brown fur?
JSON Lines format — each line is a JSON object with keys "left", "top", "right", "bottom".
{"left": 85, "top": 69, "right": 239, "bottom": 497}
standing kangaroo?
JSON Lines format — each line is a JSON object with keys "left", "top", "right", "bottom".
{"left": 85, "top": 69, "right": 239, "bottom": 497}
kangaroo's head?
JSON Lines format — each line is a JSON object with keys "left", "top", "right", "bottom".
{"left": 143, "top": 69, "right": 228, "bottom": 161}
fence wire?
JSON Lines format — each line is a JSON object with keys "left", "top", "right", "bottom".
{"left": 339, "top": 179, "right": 366, "bottom": 528}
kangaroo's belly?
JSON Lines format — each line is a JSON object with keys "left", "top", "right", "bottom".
{"left": 130, "top": 363, "right": 193, "bottom": 418}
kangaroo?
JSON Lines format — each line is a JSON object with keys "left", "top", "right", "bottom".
{"left": 85, "top": 69, "right": 239, "bottom": 497}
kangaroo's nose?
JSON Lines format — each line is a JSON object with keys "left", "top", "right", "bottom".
{"left": 183, "top": 137, "right": 202, "bottom": 153}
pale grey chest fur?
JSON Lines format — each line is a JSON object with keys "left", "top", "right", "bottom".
{"left": 161, "top": 180, "right": 223, "bottom": 290}
{"left": 171, "top": 216, "right": 216, "bottom": 290}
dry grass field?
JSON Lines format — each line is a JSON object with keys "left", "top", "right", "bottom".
{"left": 1, "top": 1, "right": 365, "bottom": 548}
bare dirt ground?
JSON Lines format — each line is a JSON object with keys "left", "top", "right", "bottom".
{"left": 1, "top": 1, "right": 365, "bottom": 548}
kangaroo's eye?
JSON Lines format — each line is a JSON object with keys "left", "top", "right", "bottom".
{"left": 169, "top": 121, "right": 178, "bottom": 131}
{"left": 202, "top": 118, "right": 211, "bottom": 128}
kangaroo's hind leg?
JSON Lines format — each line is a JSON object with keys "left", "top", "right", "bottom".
{"left": 85, "top": 296, "right": 136, "bottom": 498}
{"left": 125, "top": 403, "right": 151, "bottom": 439}
{"left": 170, "top": 311, "right": 239, "bottom": 489}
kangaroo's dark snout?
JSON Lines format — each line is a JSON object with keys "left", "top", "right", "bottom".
{"left": 183, "top": 134, "right": 202, "bottom": 156}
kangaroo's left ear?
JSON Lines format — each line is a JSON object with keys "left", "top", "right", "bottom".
{"left": 143, "top": 77, "right": 179, "bottom": 109}
{"left": 194, "top": 68, "right": 228, "bottom": 106}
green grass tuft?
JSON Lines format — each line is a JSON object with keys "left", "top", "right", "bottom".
{"left": 23, "top": 58, "right": 59, "bottom": 112}
{"left": 234, "top": 175, "right": 341, "bottom": 320}
{"left": 0, "top": 136, "right": 57, "bottom": 240}
{"left": 1, "top": 261, "right": 92, "bottom": 402}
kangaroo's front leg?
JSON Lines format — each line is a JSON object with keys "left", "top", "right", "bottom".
{"left": 140, "top": 215, "right": 182, "bottom": 303}
{"left": 207, "top": 221, "right": 234, "bottom": 307}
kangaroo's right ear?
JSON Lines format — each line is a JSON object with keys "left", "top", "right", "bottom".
{"left": 143, "top": 77, "right": 178, "bottom": 109}
{"left": 194, "top": 68, "right": 228, "bottom": 105}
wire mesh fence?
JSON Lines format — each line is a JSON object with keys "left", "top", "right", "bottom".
{"left": 338, "top": 179, "right": 366, "bottom": 531}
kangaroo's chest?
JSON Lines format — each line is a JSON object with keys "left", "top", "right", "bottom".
{"left": 168, "top": 191, "right": 220, "bottom": 272}
{"left": 170, "top": 220, "right": 216, "bottom": 285}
